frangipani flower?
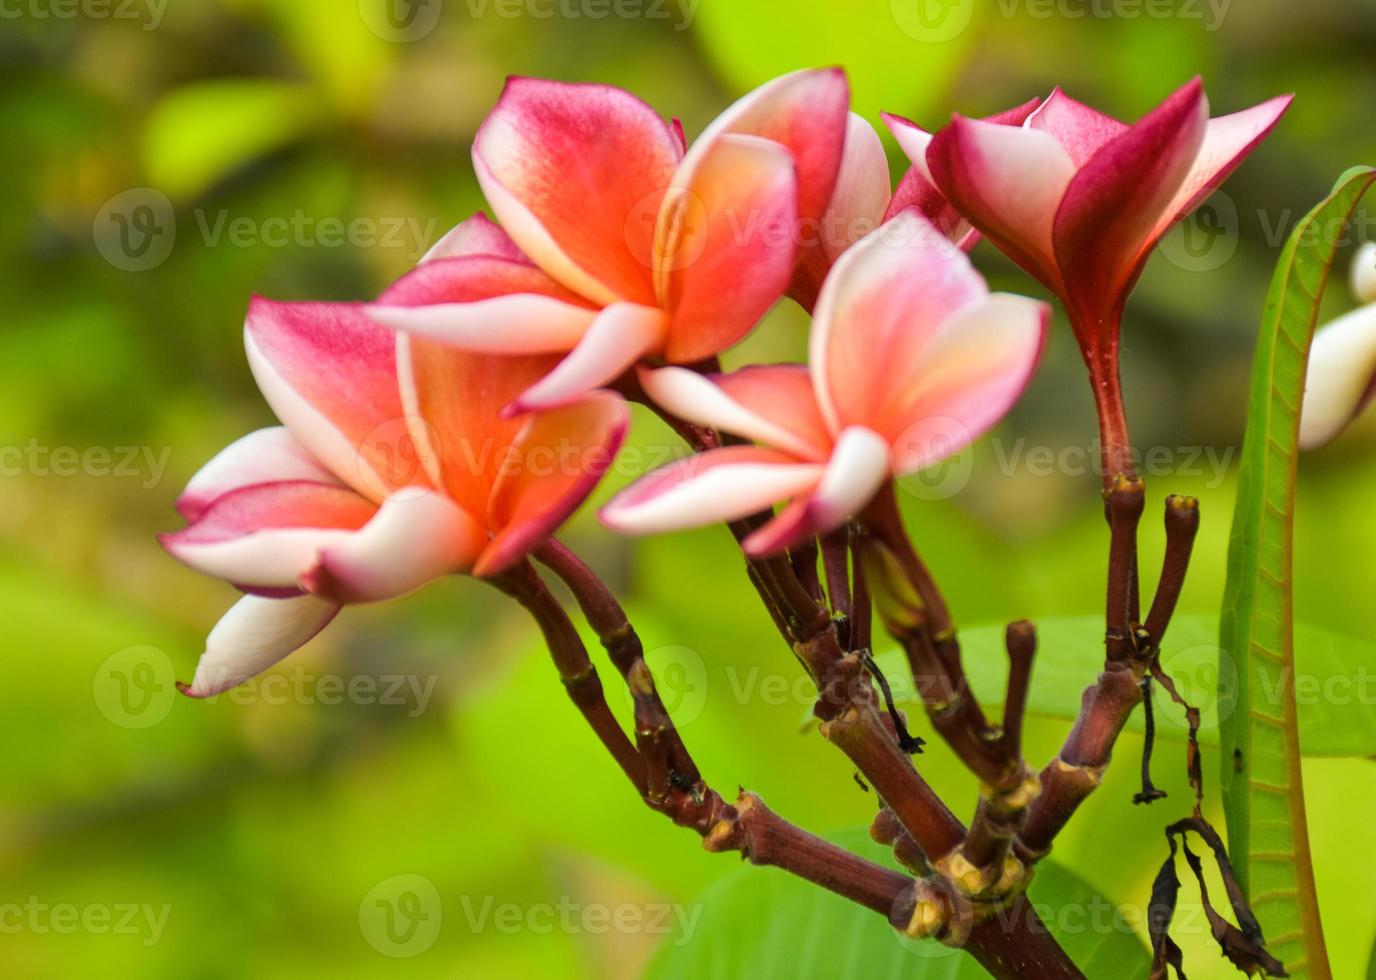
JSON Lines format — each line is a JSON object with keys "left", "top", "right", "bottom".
{"left": 367, "top": 69, "right": 851, "bottom": 414}
{"left": 907, "top": 80, "right": 1289, "bottom": 477}
{"left": 162, "top": 220, "right": 627, "bottom": 696}
{"left": 600, "top": 211, "right": 1049, "bottom": 554}
{"left": 1300, "top": 242, "right": 1376, "bottom": 449}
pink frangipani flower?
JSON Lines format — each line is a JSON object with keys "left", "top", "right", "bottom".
{"left": 600, "top": 210, "right": 1049, "bottom": 554}
{"left": 908, "top": 80, "right": 1291, "bottom": 477}
{"left": 161, "top": 219, "right": 627, "bottom": 696}
{"left": 366, "top": 69, "right": 851, "bottom": 415}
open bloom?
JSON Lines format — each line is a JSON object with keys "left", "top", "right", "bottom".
{"left": 367, "top": 70, "right": 850, "bottom": 414}
{"left": 1300, "top": 242, "right": 1376, "bottom": 449}
{"left": 600, "top": 211, "right": 1049, "bottom": 554}
{"left": 161, "top": 219, "right": 627, "bottom": 696}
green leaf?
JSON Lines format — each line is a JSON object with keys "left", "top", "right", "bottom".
{"left": 1218, "top": 165, "right": 1376, "bottom": 979}
{"left": 142, "top": 79, "right": 319, "bottom": 201}
{"left": 644, "top": 828, "right": 1150, "bottom": 980}
{"left": 868, "top": 614, "right": 1376, "bottom": 757}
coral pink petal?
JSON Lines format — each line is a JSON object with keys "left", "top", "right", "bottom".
{"left": 303, "top": 489, "right": 486, "bottom": 603}
{"left": 399, "top": 335, "right": 557, "bottom": 518}
{"left": 675, "top": 68, "right": 849, "bottom": 229}
{"left": 161, "top": 481, "right": 377, "bottom": 590}
{"left": 600, "top": 446, "right": 823, "bottom": 536}
{"left": 1053, "top": 79, "right": 1208, "bottom": 327}
{"left": 508, "top": 302, "right": 669, "bottom": 413}
{"left": 818, "top": 113, "right": 891, "bottom": 263}
{"left": 180, "top": 594, "right": 341, "bottom": 698}
{"left": 476, "top": 391, "right": 630, "bottom": 576}
{"left": 883, "top": 294, "right": 1050, "bottom": 474}
{"left": 177, "top": 427, "right": 340, "bottom": 522}
{"left": 422, "top": 212, "right": 530, "bottom": 264}
{"left": 638, "top": 364, "right": 830, "bottom": 461}
{"left": 473, "top": 77, "right": 681, "bottom": 306}
{"left": 245, "top": 298, "right": 414, "bottom": 500}
{"left": 660, "top": 133, "right": 799, "bottom": 363}
{"left": 810, "top": 210, "right": 988, "bottom": 433}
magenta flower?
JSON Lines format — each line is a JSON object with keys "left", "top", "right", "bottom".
{"left": 600, "top": 211, "right": 1049, "bottom": 554}
{"left": 366, "top": 70, "right": 851, "bottom": 414}
{"left": 911, "top": 80, "right": 1291, "bottom": 477}
{"left": 161, "top": 218, "right": 627, "bottom": 696}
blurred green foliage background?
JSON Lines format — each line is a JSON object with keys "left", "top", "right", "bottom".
{"left": 3, "top": 0, "right": 1376, "bottom": 976}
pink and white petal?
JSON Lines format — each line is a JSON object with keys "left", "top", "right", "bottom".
{"left": 742, "top": 426, "right": 890, "bottom": 555}
{"left": 1149, "top": 94, "right": 1293, "bottom": 244}
{"left": 881, "top": 111, "right": 934, "bottom": 176}
{"left": 1052, "top": 79, "right": 1208, "bottom": 326}
{"left": 473, "top": 77, "right": 680, "bottom": 306}
{"left": 245, "top": 298, "right": 413, "bottom": 500}
{"left": 303, "top": 489, "right": 487, "bottom": 603}
{"left": 476, "top": 391, "right": 630, "bottom": 576}
{"left": 927, "top": 116, "right": 1076, "bottom": 291}
{"left": 508, "top": 302, "right": 669, "bottom": 414}
{"left": 881, "top": 99, "right": 1042, "bottom": 248}
{"left": 818, "top": 113, "right": 892, "bottom": 263}
{"left": 161, "top": 481, "right": 377, "bottom": 590}
{"left": 368, "top": 295, "right": 597, "bottom": 354}
{"left": 1026, "top": 88, "right": 1129, "bottom": 166}
{"left": 660, "top": 134, "right": 799, "bottom": 363}
{"left": 422, "top": 212, "right": 529, "bottom": 264}
{"left": 883, "top": 294, "right": 1050, "bottom": 473}
{"left": 810, "top": 210, "right": 988, "bottom": 433}
{"left": 638, "top": 365, "right": 830, "bottom": 461}
{"left": 883, "top": 98, "right": 1042, "bottom": 176}
{"left": 1300, "top": 304, "right": 1376, "bottom": 450}
{"left": 177, "top": 427, "right": 340, "bottom": 522}
{"left": 600, "top": 446, "right": 823, "bottom": 536}
{"left": 674, "top": 68, "right": 849, "bottom": 228}
{"left": 180, "top": 594, "right": 341, "bottom": 698}
{"left": 367, "top": 254, "right": 599, "bottom": 354}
